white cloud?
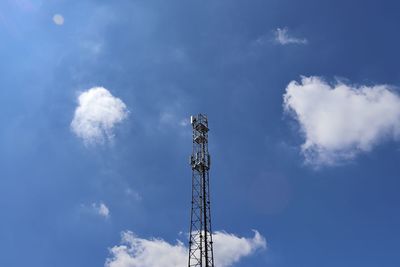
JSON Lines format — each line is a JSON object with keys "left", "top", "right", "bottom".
{"left": 71, "top": 87, "right": 128, "bottom": 145}
{"left": 53, "top": 14, "right": 64, "bottom": 25}
{"left": 105, "top": 232, "right": 186, "bottom": 267}
{"left": 213, "top": 230, "right": 266, "bottom": 267}
{"left": 105, "top": 230, "right": 266, "bottom": 267}
{"left": 274, "top": 27, "right": 307, "bottom": 45}
{"left": 283, "top": 76, "right": 400, "bottom": 165}
{"left": 92, "top": 202, "right": 110, "bottom": 218}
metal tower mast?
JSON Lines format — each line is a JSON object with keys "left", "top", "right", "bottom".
{"left": 188, "top": 114, "right": 215, "bottom": 267}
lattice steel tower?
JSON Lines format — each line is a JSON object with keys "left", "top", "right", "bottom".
{"left": 188, "top": 114, "right": 215, "bottom": 267}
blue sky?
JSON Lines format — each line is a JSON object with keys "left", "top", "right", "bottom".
{"left": 1, "top": 0, "right": 400, "bottom": 266}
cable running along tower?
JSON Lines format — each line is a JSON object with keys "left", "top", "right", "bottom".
{"left": 188, "top": 114, "right": 215, "bottom": 267}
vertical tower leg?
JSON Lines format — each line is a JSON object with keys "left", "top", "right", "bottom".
{"left": 188, "top": 114, "right": 215, "bottom": 267}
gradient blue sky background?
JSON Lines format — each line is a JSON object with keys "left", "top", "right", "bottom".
{"left": 1, "top": 0, "right": 400, "bottom": 266}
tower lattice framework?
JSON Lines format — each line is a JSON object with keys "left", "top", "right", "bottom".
{"left": 188, "top": 114, "right": 215, "bottom": 267}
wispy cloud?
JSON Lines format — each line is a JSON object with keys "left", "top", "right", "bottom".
{"left": 125, "top": 188, "right": 142, "bottom": 201}
{"left": 80, "top": 202, "right": 111, "bottom": 219}
{"left": 148, "top": 110, "right": 191, "bottom": 138}
{"left": 274, "top": 27, "right": 307, "bottom": 45}
{"left": 71, "top": 87, "right": 128, "bottom": 145}
{"left": 179, "top": 118, "right": 190, "bottom": 127}
{"left": 283, "top": 76, "right": 400, "bottom": 166}
{"left": 105, "top": 230, "right": 266, "bottom": 267}
{"left": 159, "top": 111, "right": 188, "bottom": 128}
{"left": 92, "top": 202, "right": 110, "bottom": 218}
{"left": 80, "top": 40, "right": 103, "bottom": 55}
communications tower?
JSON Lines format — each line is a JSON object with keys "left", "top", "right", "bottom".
{"left": 188, "top": 114, "right": 215, "bottom": 267}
